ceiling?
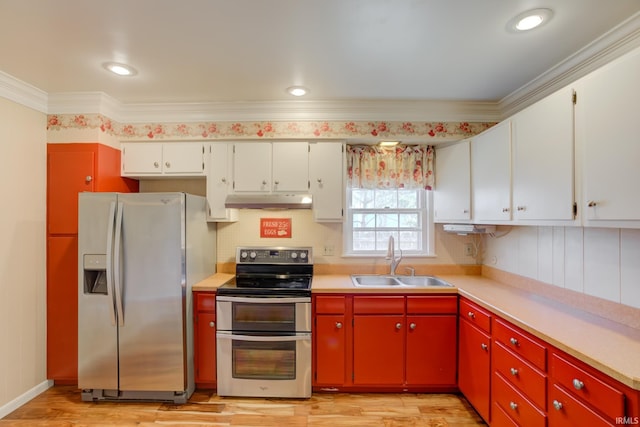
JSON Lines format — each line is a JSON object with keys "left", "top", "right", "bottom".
{"left": 1, "top": 0, "right": 639, "bottom": 116}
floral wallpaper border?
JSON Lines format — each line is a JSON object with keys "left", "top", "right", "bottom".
{"left": 46, "top": 113, "right": 495, "bottom": 141}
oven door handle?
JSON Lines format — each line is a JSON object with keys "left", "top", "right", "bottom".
{"left": 216, "top": 332, "right": 311, "bottom": 342}
{"left": 216, "top": 296, "right": 310, "bottom": 304}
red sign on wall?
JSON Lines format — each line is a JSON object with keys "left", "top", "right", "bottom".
{"left": 260, "top": 218, "right": 292, "bottom": 238}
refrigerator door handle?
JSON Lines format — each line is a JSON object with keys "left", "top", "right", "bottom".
{"left": 105, "top": 201, "right": 117, "bottom": 326}
{"left": 113, "top": 201, "right": 125, "bottom": 326}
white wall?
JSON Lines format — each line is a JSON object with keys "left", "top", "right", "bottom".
{"left": 484, "top": 225, "right": 640, "bottom": 309}
{"left": 0, "top": 97, "right": 48, "bottom": 415}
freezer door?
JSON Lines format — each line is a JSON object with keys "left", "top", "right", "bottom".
{"left": 78, "top": 192, "right": 119, "bottom": 390}
{"left": 116, "top": 193, "right": 186, "bottom": 391}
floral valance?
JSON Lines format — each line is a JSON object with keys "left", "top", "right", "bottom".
{"left": 346, "top": 144, "right": 434, "bottom": 190}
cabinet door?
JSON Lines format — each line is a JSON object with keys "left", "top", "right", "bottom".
{"left": 121, "top": 143, "right": 163, "bottom": 175}
{"left": 162, "top": 143, "right": 205, "bottom": 175}
{"left": 314, "top": 315, "right": 346, "bottom": 386}
{"left": 580, "top": 48, "right": 640, "bottom": 222}
{"left": 233, "top": 142, "right": 272, "bottom": 192}
{"left": 272, "top": 142, "right": 309, "bottom": 192}
{"left": 195, "top": 311, "right": 217, "bottom": 385}
{"left": 353, "top": 315, "right": 404, "bottom": 385}
{"left": 309, "top": 142, "right": 344, "bottom": 221}
{"left": 512, "top": 86, "right": 575, "bottom": 221}
{"left": 406, "top": 315, "right": 457, "bottom": 386}
{"left": 206, "top": 143, "right": 238, "bottom": 221}
{"left": 458, "top": 318, "right": 491, "bottom": 422}
{"left": 472, "top": 121, "right": 512, "bottom": 221}
{"left": 47, "top": 236, "right": 78, "bottom": 382}
{"left": 434, "top": 141, "right": 471, "bottom": 222}
{"left": 48, "top": 149, "right": 95, "bottom": 234}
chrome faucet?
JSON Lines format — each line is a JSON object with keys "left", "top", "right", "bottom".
{"left": 386, "top": 235, "right": 402, "bottom": 275}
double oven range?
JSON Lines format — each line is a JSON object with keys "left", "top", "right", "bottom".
{"left": 216, "top": 247, "right": 312, "bottom": 398}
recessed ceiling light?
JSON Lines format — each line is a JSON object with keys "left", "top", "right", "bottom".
{"left": 507, "top": 8, "right": 553, "bottom": 32}
{"left": 102, "top": 62, "right": 138, "bottom": 76}
{"left": 286, "top": 86, "right": 309, "bottom": 97}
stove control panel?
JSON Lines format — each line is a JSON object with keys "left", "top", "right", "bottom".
{"left": 236, "top": 247, "right": 313, "bottom": 264}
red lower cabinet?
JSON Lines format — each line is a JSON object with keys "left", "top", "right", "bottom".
{"left": 315, "top": 314, "right": 347, "bottom": 386}
{"left": 353, "top": 314, "right": 405, "bottom": 385}
{"left": 194, "top": 292, "right": 216, "bottom": 388}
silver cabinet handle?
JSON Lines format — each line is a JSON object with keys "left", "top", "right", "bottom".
{"left": 409, "top": 323, "right": 417, "bottom": 330}
{"left": 221, "top": 177, "right": 227, "bottom": 183}
{"left": 588, "top": 201, "right": 597, "bottom": 207}
{"left": 510, "top": 337, "right": 519, "bottom": 346}
{"left": 335, "top": 322, "right": 343, "bottom": 329}
{"left": 480, "top": 343, "right": 488, "bottom": 351}
{"left": 572, "top": 378, "right": 584, "bottom": 390}
{"left": 165, "top": 161, "right": 171, "bottom": 168}
{"left": 317, "top": 178, "right": 323, "bottom": 183}
{"left": 85, "top": 175, "right": 93, "bottom": 183}
{"left": 467, "top": 311, "right": 475, "bottom": 319}
{"left": 209, "top": 321, "right": 215, "bottom": 328}
{"left": 502, "top": 207, "right": 509, "bottom": 212}
{"left": 510, "top": 368, "right": 518, "bottom": 376}
{"left": 517, "top": 206, "right": 526, "bottom": 211}
{"left": 463, "top": 209, "right": 469, "bottom": 214}
{"left": 262, "top": 180, "right": 268, "bottom": 185}
{"left": 395, "top": 323, "right": 402, "bottom": 330}
{"left": 552, "top": 400, "right": 563, "bottom": 411}
{"left": 153, "top": 161, "right": 159, "bottom": 168}
{"left": 509, "top": 401, "right": 518, "bottom": 411}
{"left": 274, "top": 180, "right": 279, "bottom": 185}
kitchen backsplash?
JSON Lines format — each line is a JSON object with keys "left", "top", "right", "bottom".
{"left": 484, "top": 225, "right": 640, "bottom": 310}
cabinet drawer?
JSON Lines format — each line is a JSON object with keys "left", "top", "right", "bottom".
{"left": 459, "top": 298, "right": 491, "bottom": 333}
{"left": 353, "top": 296, "right": 404, "bottom": 314}
{"left": 494, "top": 318, "right": 546, "bottom": 371}
{"left": 407, "top": 296, "right": 457, "bottom": 314}
{"left": 195, "top": 292, "right": 216, "bottom": 312}
{"left": 548, "top": 383, "right": 612, "bottom": 427}
{"left": 493, "top": 341, "right": 547, "bottom": 409}
{"left": 551, "top": 353, "right": 624, "bottom": 421}
{"left": 492, "top": 402, "right": 519, "bottom": 427}
{"left": 315, "top": 296, "right": 346, "bottom": 314}
{"left": 493, "top": 372, "right": 546, "bottom": 427}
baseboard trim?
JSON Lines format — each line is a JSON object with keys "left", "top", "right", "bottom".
{"left": 0, "top": 380, "right": 53, "bottom": 419}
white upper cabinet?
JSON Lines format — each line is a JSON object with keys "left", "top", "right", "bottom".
{"left": 511, "top": 85, "right": 575, "bottom": 222}
{"left": 471, "top": 120, "right": 512, "bottom": 222}
{"left": 434, "top": 140, "right": 471, "bottom": 223}
{"left": 121, "top": 142, "right": 206, "bottom": 177}
{"left": 272, "top": 142, "right": 310, "bottom": 192}
{"left": 579, "top": 47, "right": 640, "bottom": 226}
{"left": 309, "top": 142, "right": 344, "bottom": 222}
{"left": 233, "top": 142, "right": 309, "bottom": 193}
{"left": 206, "top": 143, "right": 238, "bottom": 222}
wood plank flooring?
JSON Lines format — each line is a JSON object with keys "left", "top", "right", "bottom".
{"left": 1, "top": 386, "right": 486, "bottom": 426}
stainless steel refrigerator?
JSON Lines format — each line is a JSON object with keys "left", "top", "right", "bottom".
{"left": 77, "top": 192, "right": 216, "bottom": 403}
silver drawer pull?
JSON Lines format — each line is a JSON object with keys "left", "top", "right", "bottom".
{"left": 467, "top": 311, "right": 475, "bottom": 319}
{"left": 480, "top": 343, "right": 488, "bottom": 351}
{"left": 335, "top": 322, "right": 343, "bottom": 329}
{"left": 509, "top": 337, "right": 519, "bottom": 346}
{"left": 552, "top": 400, "right": 563, "bottom": 411}
{"left": 209, "top": 321, "right": 215, "bottom": 328}
{"left": 165, "top": 162, "right": 171, "bottom": 168}
{"left": 510, "top": 368, "right": 518, "bottom": 376}
{"left": 395, "top": 323, "right": 402, "bottom": 330}
{"left": 153, "top": 161, "right": 159, "bottom": 168}
{"left": 572, "top": 378, "right": 584, "bottom": 390}
{"left": 509, "top": 401, "right": 518, "bottom": 410}
{"left": 410, "top": 323, "right": 417, "bottom": 330}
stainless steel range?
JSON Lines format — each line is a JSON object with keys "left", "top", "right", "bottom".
{"left": 216, "top": 247, "right": 312, "bottom": 398}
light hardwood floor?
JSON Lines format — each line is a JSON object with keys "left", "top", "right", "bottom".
{"left": 1, "top": 386, "right": 487, "bottom": 426}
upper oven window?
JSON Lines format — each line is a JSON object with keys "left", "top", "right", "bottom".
{"left": 232, "top": 301, "right": 296, "bottom": 332}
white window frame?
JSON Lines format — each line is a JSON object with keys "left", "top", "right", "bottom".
{"left": 343, "top": 187, "right": 435, "bottom": 257}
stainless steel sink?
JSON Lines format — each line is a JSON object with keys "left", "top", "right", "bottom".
{"left": 351, "top": 274, "right": 453, "bottom": 288}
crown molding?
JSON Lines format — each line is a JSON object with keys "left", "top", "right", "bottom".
{"left": 47, "top": 92, "right": 123, "bottom": 121}
{"left": 0, "top": 71, "right": 47, "bottom": 113}
{"left": 499, "top": 11, "right": 640, "bottom": 118}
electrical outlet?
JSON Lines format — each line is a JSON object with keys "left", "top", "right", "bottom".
{"left": 323, "top": 245, "right": 335, "bottom": 256}
{"left": 464, "top": 243, "right": 473, "bottom": 256}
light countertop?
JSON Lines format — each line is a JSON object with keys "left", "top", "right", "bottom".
{"left": 192, "top": 272, "right": 640, "bottom": 390}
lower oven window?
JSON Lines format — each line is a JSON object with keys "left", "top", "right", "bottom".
{"left": 232, "top": 339, "right": 296, "bottom": 380}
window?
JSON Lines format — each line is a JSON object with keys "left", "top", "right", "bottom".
{"left": 344, "top": 187, "right": 434, "bottom": 256}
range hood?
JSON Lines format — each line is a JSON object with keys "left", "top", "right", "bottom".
{"left": 225, "top": 194, "right": 313, "bottom": 209}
